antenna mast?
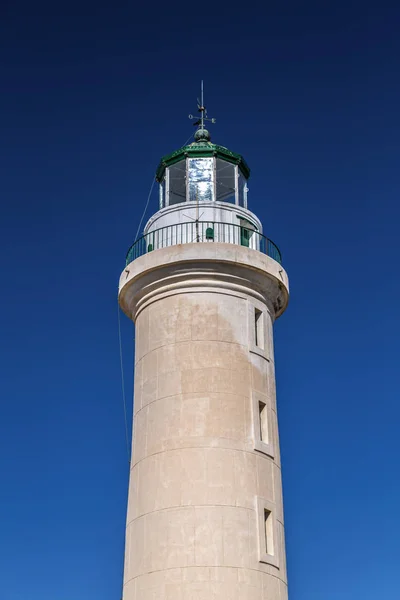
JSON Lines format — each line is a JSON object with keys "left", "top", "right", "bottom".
{"left": 188, "top": 81, "right": 216, "bottom": 140}
{"left": 200, "top": 80, "right": 205, "bottom": 130}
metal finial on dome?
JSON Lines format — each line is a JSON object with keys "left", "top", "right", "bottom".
{"left": 194, "top": 128, "right": 211, "bottom": 142}
{"left": 188, "top": 80, "right": 216, "bottom": 142}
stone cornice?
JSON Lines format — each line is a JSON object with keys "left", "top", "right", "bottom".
{"left": 119, "top": 244, "right": 289, "bottom": 322}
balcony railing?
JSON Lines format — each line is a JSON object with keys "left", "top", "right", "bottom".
{"left": 125, "top": 221, "right": 282, "bottom": 266}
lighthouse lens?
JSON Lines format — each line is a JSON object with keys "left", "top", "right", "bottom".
{"left": 188, "top": 157, "right": 214, "bottom": 202}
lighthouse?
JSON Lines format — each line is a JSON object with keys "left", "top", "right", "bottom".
{"left": 118, "top": 89, "right": 290, "bottom": 600}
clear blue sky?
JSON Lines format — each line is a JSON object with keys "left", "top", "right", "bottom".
{"left": 0, "top": 2, "right": 399, "bottom": 599}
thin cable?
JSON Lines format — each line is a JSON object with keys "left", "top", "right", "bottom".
{"left": 120, "top": 133, "right": 196, "bottom": 462}
{"left": 133, "top": 177, "right": 156, "bottom": 242}
{"left": 182, "top": 132, "right": 194, "bottom": 146}
{"left": 117, "top": 300, "right": 131, "bottom": 464}
{"left": 133, "top": 133, "right": 194, "bottom": 242}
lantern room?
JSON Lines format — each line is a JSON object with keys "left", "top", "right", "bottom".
{"left": 156, "top": 129, "right": 250, "bottom": 209}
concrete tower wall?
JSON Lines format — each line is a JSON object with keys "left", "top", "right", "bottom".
{"left": 119, "top": 244, "right": 289, "bottom": 600}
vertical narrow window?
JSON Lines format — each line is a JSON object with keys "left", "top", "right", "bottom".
{"left": 264, "top": 509, "right": 275, "bottom": 557}
{"left": 259, "top": 400, "right": 268, "bottom": 444}
{"left": 255, "top": 308, "right": 264, "bottom": 349}
{"left": 252, "top": 391, "right": 274, "bottom": 458}
{"left": 256, "top": 497, "right": 279, "bottom": 568}
{"left": 249, "top": 302, "right": 269, "bottom": 360}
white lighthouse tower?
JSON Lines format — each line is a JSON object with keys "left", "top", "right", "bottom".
{"left": 118, "top": 90, "right": 290, "bottom": 600}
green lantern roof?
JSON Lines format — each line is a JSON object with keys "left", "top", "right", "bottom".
{"left": 155, "top": 141, "right": 251, "bottom": 182}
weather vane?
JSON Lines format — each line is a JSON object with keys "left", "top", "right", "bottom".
{"left": 188, "top": 81, "right": 216, "bottom": 137}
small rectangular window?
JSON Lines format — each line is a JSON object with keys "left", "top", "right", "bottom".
{"left": 259, "top": 400, "right": 269, "bottom": 444}
{"left": 256, "top": 497, "right": 279, "bottom": 568}
{"left": 255, "top": 308, "right": 264, "bottom": 349}
{"left": 248, "top": 302, "right": 269, "bottom": 360}
{"left": 264, "top": 509, "right": 274, "bottom": 556}
{"left": 252, "top": 391, "right": 274, "bottom": 458}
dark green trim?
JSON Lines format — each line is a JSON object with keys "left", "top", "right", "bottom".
{"left": 155, "top": 142, "right": 251, "bottom": 182}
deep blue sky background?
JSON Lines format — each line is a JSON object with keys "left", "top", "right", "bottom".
{"left": 1, "top": 1, "right": 399, "bottom": 598}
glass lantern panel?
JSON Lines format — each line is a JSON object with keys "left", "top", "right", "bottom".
{"left": 168, "top": 161, "right": 186, "bottom": 205}
{"left": 159, "top": 179, "right": 165, "bottom": 209}
{"left": 216, "top": 158, "right": 236, "bottom": 204}
{"left": 238, "top": 170, "right": 247, "bottom": 207}
{"left": 188, "top": 157, "right": 214, "bottom": 202}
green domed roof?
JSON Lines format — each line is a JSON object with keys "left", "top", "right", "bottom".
{"left": 155, "top": 141, "right": 250, "bottom": 183}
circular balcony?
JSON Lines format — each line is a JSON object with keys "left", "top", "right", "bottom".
{"left": 125, "top": 221, "right": 282, "bottom": 266}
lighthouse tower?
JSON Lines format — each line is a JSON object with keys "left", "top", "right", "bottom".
{"left": 118, "top": 92, "right": 290, "bottom": 600}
